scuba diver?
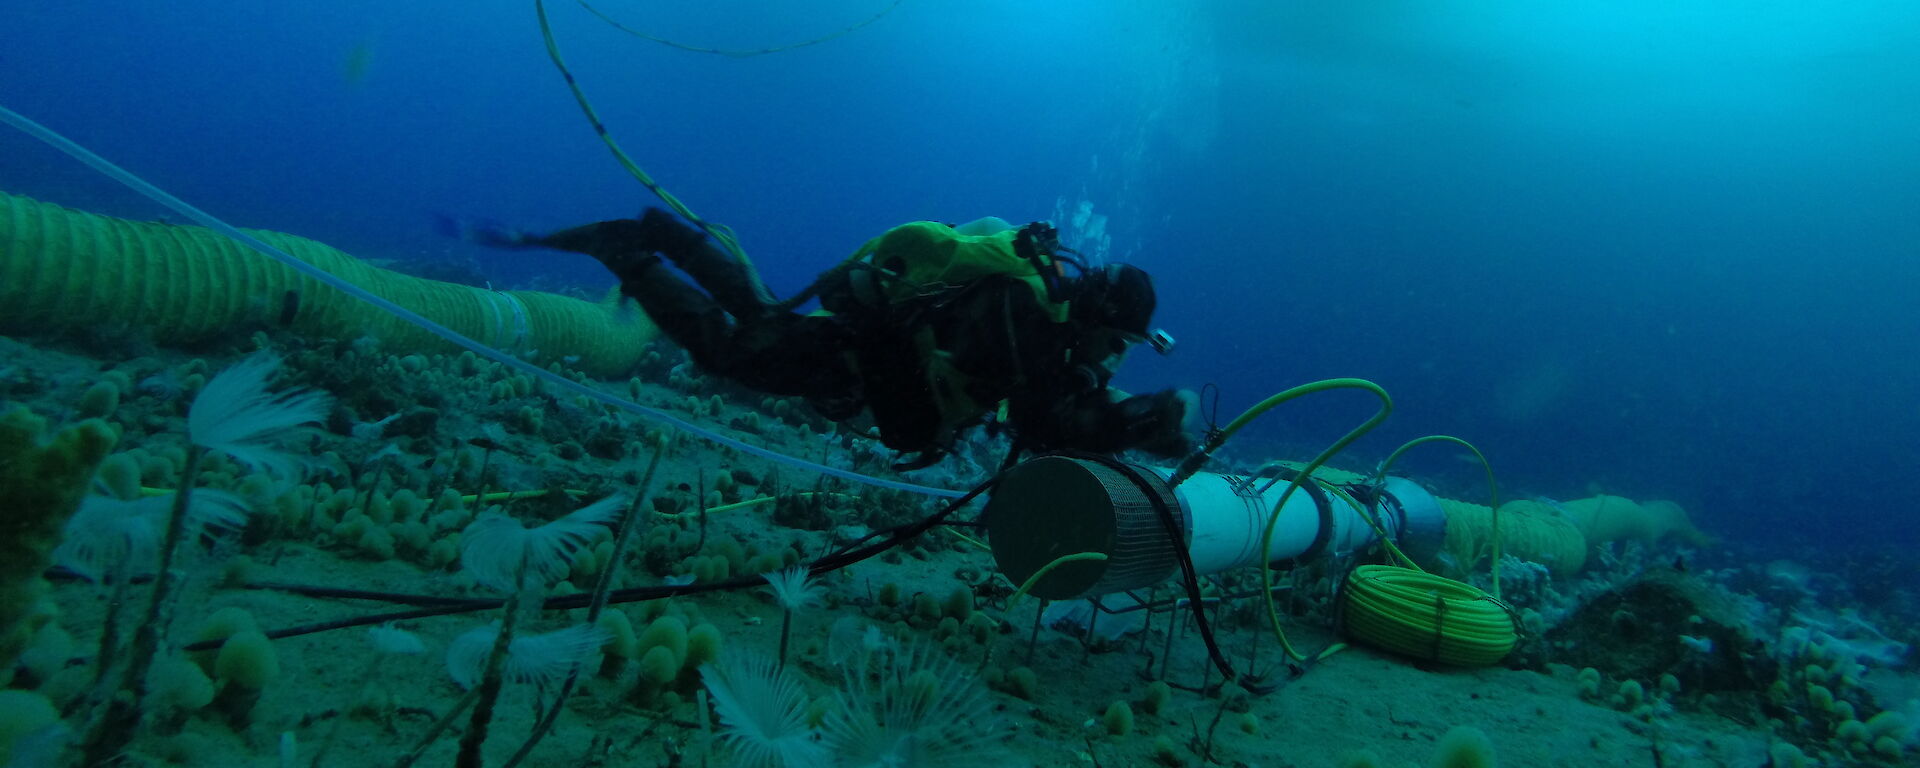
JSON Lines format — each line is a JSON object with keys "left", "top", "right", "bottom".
{"left": 478, "top": 208, "right": 1196, "bottom": 470}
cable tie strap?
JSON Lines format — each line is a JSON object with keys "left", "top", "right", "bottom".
{"left": 499, "top": 291, "right": 532, "bottom": 351}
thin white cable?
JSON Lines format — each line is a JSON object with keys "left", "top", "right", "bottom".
{"left": 480, "top": 289, "right": 511, "bottom": 350}
{"left": 0, "top": 104, "right": 967, "bottom": 499}
{"left": 497, "top": 290, "right": 532, "bottom": 353}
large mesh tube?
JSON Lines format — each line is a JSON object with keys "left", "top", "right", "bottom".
{"left": 1437, "top": 498, "right": 1589, "bottom": 578}
{"left": 0, "top": 191, "right": 654, "bottom": 377}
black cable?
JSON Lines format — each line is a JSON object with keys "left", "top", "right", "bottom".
{"left": 997, "top": 439, "right": 1026, "bottom": 474}
{"left": 1068, "top": 453, "right": 1242, "bottom": 684}
{"left": 1198, "top": 382, "right": 1222, "bottom": 433}
{"left": 1098, "top": 584, "right": 1292, "bottom": 615}
{"left": 241, "top": 583, "right": 495, "bottom": 608}
{"left": 47, "top": 569, "right": 500, "bottom": 609}
{"left": 190, "top": 475, "right": 1001, "bottom": 651}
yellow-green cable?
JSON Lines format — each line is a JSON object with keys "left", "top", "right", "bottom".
{"left": 650, "top": 491, "right": 857, "bottom": 519}
{"left": 1320, "top": 478, "right": 1416, "bottom": 570}
{"left": 1193, "top": 379, "right": 1393, "bottom": 662}
{"left": 1172, "top": 379, "right": 1382, "bottom": 489}
{"left": 1332, "top": 436, "right": 1516, "bottom": 666}
{"left": 1340, "top": 490, "right": 1417, "bottom": 570}
{"left": 533, "top": 0, "right": 751, "bottom": 266}
{"left": 1370, "top": 435, "right": 1502, "bottom": 598}
{"left": 944, "top": 527, "right": 990, "bottom": 551}
{"left": 463, "top": 488, "right": 581, "bottom": 504}
{"left": 1252, "top": 465, "right": 1412, "bottom": 571}
{"left": 1255, "top": 380, "right": 1392, "bottom": 661}
{"left": 1005, "top": 551, "right": 1107, "bottom": 612}
{"left": 1334, "top": 435, "right": 1500, "bottom": 577}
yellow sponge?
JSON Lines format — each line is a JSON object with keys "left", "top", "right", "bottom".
{"left": 0, "top": 409, "right": 115, "bottom": 678}
{"left": 214, "top": 630, "right": 280, "bottom": 689}
{"left": 1431, "top": 725, "right": 1497, "bottom": 768}
{"left": 0, "top": 689, "right": 58, "bottom": 764}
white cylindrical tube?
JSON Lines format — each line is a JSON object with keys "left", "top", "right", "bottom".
{"left": 983, "top": 456, "right": 1449, "bottom": 600}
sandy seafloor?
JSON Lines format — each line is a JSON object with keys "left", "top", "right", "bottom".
{"left": 6, "top": 330, "right": 1917, "bottom": 768}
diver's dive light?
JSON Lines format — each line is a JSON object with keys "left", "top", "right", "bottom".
{"left": 1146, "top": 328, "right": 1176, "bottom": 355}
{"left": 982, "top": 456, "right": 1450, "bottom": 600}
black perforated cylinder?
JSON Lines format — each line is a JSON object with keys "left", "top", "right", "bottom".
{"left": 983, "top": 456, "right": 1188, "bottom": 600}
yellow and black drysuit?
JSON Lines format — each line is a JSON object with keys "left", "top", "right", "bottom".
{"left": 519, "top": 208, "right": 1193, "bottom": 468}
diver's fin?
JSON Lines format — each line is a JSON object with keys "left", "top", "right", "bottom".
{"left": 433, "top": 213, "right": 537, "bottom": 250}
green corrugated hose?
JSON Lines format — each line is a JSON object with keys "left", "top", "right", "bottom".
{"left": 0, "top": 191, "right": 654, "bottom": 376}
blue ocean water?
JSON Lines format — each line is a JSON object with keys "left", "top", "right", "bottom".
{"left": 4, "top": 0, "right": 1916, "bottom": 565}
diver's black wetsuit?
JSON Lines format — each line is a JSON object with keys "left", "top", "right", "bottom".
{"left": 531, "top": 211, "right": 1190, "bottom": 462}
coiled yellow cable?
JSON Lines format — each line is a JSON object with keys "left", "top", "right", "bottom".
{"left": 1339, "top": 565, "right": 1517, "bottom": 667}
{"left": 1334, "top": 436, "right": 1517, "bottom": 665}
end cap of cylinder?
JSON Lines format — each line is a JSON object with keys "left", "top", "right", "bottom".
{"left": 983, "top": 456, "right": 1119, "bottom": 600}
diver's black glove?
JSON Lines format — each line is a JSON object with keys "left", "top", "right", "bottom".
{"left": 1119, "top": 389, "right": 1199, "bottom": 458}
